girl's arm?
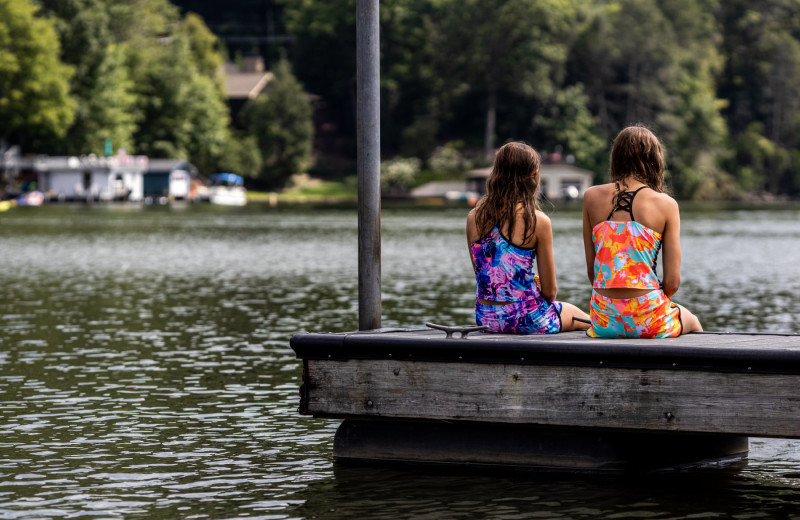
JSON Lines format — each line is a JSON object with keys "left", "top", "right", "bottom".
{"left": 466, "top": 209, "right": 478, "bottom": 243}
{"left": 660, "top": 197, "right": 682, "bottom": 298}
{"left": 582, "top": 194, "right": 596, "bottom": 284}
{"left": 466, "top": 210, "right": 478, "bottom": 274}
{"left": 534, "top": 212, "right": 557, "bottom": 302}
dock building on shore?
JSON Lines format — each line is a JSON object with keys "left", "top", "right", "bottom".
{"left": 1, "top": 152, "right": 196, "bottom": 203}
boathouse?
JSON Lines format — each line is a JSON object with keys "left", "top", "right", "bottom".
{"left": 145, "top": 159, "right": 197, "bottom": 201}
{"left": 29, "top": 154, "right": 199, "bottom": 203}
{"left": 35, "top": 153, "right": 149, "bottom": 202}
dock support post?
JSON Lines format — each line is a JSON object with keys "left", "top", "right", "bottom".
{"left": 356, "top": 0, "right": 381, "bottom": 331}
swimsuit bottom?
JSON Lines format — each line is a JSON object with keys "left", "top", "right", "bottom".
{"left": 587, "top": 289, "right": 682, "bottom": 339}
{"left": 476, "top": 297, "right": 562, "bottom": 335}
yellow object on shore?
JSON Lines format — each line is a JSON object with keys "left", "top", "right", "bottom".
{"left": 0, "top": 200, "right": 17, "bottom": 212}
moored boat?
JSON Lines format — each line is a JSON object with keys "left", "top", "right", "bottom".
{"left": 208, "top": 173, "right": 247, "bottom": 206}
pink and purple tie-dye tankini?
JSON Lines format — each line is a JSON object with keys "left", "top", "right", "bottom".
{"left": 470, "top": 226, "right": 562, "bottom": 334}
{"left": 587, "top": 188, "right": 682, "bottom": 338}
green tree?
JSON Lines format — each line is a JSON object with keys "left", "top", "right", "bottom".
{"left": 219, "top": 133, "right": 263, "bottom": 178}
{"left": 74, "top": 45, "right": 138, "bottom": 155}
{"left": 532, "top": 84, "right": 605, "bottom": 172}
{"left": 241, "top": 58, "right": 313, "bottom": 187}
{"left": 104, "top": 0, "right": 180, "bottom": 43}
{"left": 104, "top": 0, "right": 231, "bottom": 172}
{"left": 0, "top": 0, "right": 75, "bottom": 145}
{"left": 432, "top": 0, "right": 578, "bottom": 159}
{"left": 718, "top": 0, "right": 800, "bottom": 195}
{"left": 281, "top": 0, "right": 440, "bottom": 157}
{"left": 37, "top": 0, "right": 137, "bottom": 155}
{"left": 659, "top": 0, "right": 732, "bottom": 199}
{"left": 566, "top": 0, "right": 731, "bottom": 198}
{"left": 280, "top": 0, "right": 355, "bottom": 139}
{"left": 176, "top": 12, "right": 224, "bottom": 86}
{"left": 128, "top": 32, "right": 231, "bottom": 171}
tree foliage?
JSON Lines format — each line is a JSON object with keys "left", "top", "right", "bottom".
{"left": 717, "top": 0, "right": 800, "bottom": 195}
{"left": 11, "top": 0, "right": 800, "bottom": 197}
{"left": 5, "top": 0, "right": 233, "bottom": 173}
{"left": 103, "top": 0, "right": 231, "bottom": 171}
{"left": 278, "top": 0, "right": 800, "bottom": 198}
{"left": 240, "top": 58, "right": 313, "bottom": 187}
{"left": 37, "top": 0, "right": 138, "bottom": 155}
{"left": 0, "top": 0, "right": 75, "bottom": 145}
{"left": 432, "top": 0, "right": 578, "bottom": 159}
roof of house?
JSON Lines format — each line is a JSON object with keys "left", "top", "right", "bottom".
{"left": 225, "top": 71, "right": 273, "bottom": 99}
{"left": 147, "top": 159, "right": 197, "bottom": 175}
{"left": 33, "top": 155, "right": 148, "bottom": 172}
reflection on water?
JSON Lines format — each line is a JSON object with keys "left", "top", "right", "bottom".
{"left": 300, "top": 463, "right": 800, "bottom": 519}
{"left": 1, "top": 203, "right": 800, "bottom": 519}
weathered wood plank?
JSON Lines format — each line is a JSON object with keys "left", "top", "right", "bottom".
{"left": 291, "top": 330, "right": 800, "bottom": 374}
{"left": 304, "top": 358, "right": 800, "bottom": 437}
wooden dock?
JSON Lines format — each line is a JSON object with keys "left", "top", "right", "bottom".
{"left": 291, "top": 328, "right": 800, "bottom": 471}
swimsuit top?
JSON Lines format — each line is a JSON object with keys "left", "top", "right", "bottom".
{"left": 592, "top": 187, "right": 662, "bottom": 290}
{"left": 470, "top": 225, "right": 544, "bottom": 302}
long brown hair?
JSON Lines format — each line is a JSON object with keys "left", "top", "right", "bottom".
{"left": 474, "top": 142, "right": 541, "bottom": 243}
{"left": 609, "top": 125, "right": 665, "bottom": 208}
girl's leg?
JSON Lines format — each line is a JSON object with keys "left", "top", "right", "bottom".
{"left": 559, "top": 302, "right": 591, "bottom": 332}
{"left": 677, "top": 304, "right": 703, "bottom": 334}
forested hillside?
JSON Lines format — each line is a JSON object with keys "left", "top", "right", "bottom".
{"left": 174, "top": 0, "right": 800, "bottom": 198}
{"left": 6, "top": 0, "right": 800, "bottom": 197}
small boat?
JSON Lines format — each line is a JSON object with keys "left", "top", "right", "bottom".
{"left": 208, "top": 173, "right": 247, "bottom": 206}
{"left": 16, "top": 190, "right": 44, "bottom": 206}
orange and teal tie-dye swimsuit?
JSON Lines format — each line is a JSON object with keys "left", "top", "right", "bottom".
{"left": 587, "top": 188, "right": 682, "bottom": 338}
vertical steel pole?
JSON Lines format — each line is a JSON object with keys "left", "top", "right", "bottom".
{"left": 357, "top": 0, "right": 381, "bottom": 330}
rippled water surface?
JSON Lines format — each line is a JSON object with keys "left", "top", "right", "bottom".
{"left": 2, "top": 203, "right": 800, "bottom": 519}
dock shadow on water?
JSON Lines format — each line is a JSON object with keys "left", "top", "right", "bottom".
{"left": 296, "top": 461, "right": 800, "bottom": 519}
{"left": 1, "top": 204, "right": 800, "bottom": 518}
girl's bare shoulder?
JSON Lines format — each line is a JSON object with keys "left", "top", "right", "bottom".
{"left": 582, "top": 184, "right": 614, "bottom": 221}
{"left": 583, "top": 183, "right": 615, "bottom": 203}
{"left": 641, "top": 189, "right": 679, "bottom": 211}
{"left": 534, "top": 209, "right": 552, "bottom": 226}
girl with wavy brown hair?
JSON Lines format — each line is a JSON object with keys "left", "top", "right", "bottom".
{"left": 467, "top": 142, "right": 590, "bottom": 334}
{"left": 582, "top": 125, "right": 702, "bottom": 337}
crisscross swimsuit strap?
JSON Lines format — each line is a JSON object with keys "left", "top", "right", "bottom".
{"left": 606, "top": 186, "right": 648, "bottom": 221}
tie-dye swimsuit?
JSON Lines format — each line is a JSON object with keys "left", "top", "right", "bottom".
{"left": 587, "top": 187, "right": 682, "bottom": 338}
{"left": 470, "top": 226, "right": 562, "bottom": 334}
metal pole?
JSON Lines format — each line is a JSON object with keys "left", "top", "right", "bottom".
{"left": 356, "top": 0, "right": 381, "bottom": 330}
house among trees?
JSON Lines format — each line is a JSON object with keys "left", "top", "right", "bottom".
{"left": 409, "top": 153, "right": 594, "bottom": 203}
{"left": 224, "top": 56, "right": 273, "bottom": 125}
{"left": 467, "top": 156, "right": 594, "bottom": 200}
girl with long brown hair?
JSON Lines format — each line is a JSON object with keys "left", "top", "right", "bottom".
{"left": 582, "top": 125, "right": 702, "bottom": 337}
{"left": 467, "top": 142, "right": 590, "bottom": 334}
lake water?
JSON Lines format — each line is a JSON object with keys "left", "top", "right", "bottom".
{"left": 2, "top": 202, "right": 800, "bottom": 519}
